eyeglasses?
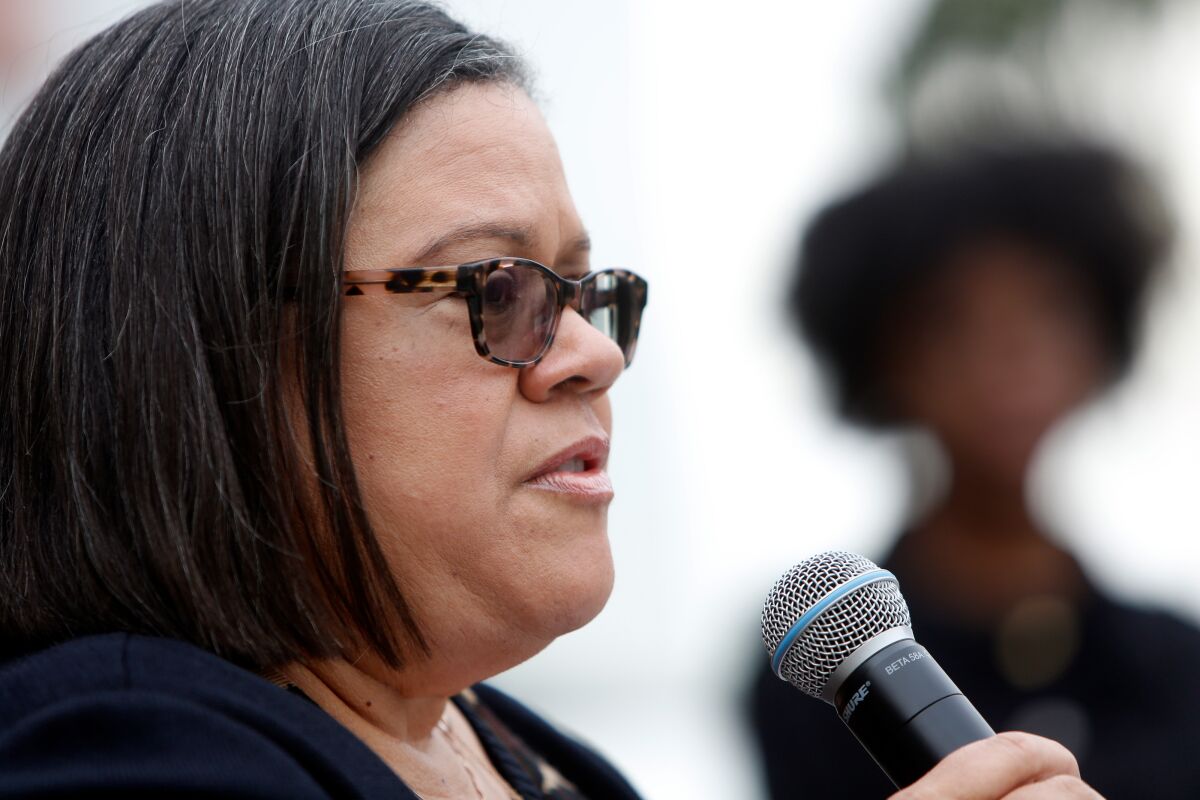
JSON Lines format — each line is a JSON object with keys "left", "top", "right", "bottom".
{"left": 342, "top": 257, "right": 648, "bottom": 368}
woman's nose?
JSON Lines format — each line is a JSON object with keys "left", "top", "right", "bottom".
{"left": 518, "top": 308, "right": 625, "bottom": 402}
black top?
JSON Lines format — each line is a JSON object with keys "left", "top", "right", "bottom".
{"left": 0, "top": 633, "right": 643, "bottom": 799}
{"left": 749, "top": 548, "right": 1200, "bottom": 799}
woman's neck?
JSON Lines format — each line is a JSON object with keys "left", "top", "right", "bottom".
{"left": 286, "top": 658, "right": 447, "bottom": 741}
{"left": 899, "top": 462, "right": 1084, "bottom": 625}
{"left": 932, "top": 463, "right": 1039, "bottom": 541}
{"left": 280, "top": 659, "right": 508, "bottom": 799}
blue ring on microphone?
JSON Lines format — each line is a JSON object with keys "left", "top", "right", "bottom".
{"left": 771, "top": 569, "right": 898, "bottom": 678}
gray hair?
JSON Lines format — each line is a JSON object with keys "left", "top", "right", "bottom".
{"left": 0, "top": 0, "right": 527, "bottom": 669}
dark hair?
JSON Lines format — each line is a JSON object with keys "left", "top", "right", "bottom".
{"left": 788, "top": 142, "right": 1172, "bottom": 427}
{"left": 0, "top": 0, "right": 527, "bottom": 668}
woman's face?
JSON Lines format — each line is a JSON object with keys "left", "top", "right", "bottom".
{"left": 339, "top": 84, "right": 626, "bottom": 688}
{"left": 883, "top": 239, "right": 1107, "bottom": 484}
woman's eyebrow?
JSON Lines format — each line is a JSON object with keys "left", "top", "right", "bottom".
{"left": 564, "top": 232, "right": 592, "bottom": 257}
{"left": 555, "top": 233, "right": 593, "bottom": 278}
{"left": 413, "top": 222, "right": 538, "bottom": 264}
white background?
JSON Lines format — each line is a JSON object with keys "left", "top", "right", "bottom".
{"left": 7, "top": 2, "right": 1200, "bottom": 797}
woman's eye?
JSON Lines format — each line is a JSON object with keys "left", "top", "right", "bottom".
{"left": 483, "top": 272, "right": 518, "bottom": 309}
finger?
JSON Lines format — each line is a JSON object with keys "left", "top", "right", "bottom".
{"left": 1002, "top": 774, "right": 1104, "bottom": 800}
{"left": 891, "top": 733, "right": 1080, "bottom": 800}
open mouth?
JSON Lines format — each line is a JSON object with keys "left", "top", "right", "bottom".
{"left": 557, "top": 457, "right": 587, "bottom": 473}
{"left": 524, "top": 437, "right": 613, "bottom": 502}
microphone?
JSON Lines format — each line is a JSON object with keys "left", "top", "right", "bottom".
{"left": 761, "top": 551, "right": 995, "bottom": 788}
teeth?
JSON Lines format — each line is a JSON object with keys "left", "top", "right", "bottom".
{"left": 558, "top": 458, "right": 586, "bottom": 473}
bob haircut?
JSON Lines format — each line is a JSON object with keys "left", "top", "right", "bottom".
{"left": 788, "top": 142, "right": 1172, "bottom": 428}
{"left": 0, "top": 0, "right": 527, "bottom": 669}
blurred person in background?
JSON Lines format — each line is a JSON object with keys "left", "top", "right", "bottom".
{"left": 750, "top": 141, "right": 1200, "bottom": 799}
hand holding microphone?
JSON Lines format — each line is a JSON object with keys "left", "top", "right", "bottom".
{"left": 894, "top": 732, "right": 1097, "bottom": 799}
{"left": 762, "top": 551, "right": 1101, "bottom": 798}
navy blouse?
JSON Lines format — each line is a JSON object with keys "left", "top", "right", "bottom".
{"left": 0, "top": 634, "right": 643, "bottom": 799}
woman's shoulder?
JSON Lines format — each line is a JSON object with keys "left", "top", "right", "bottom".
{"left": 2, "top": 633, "right": 283, "bottom": 706}
{"left": 0, "top": 634, "right": 409, "bottom": 799}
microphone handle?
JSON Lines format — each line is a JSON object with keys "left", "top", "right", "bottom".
{"left": 833, "top": 639, "right": 995, "bottom": 788}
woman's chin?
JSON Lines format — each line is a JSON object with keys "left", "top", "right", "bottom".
{"left": 514, "top": 543, "right": 617, "bottom": 645}
{"left": 445, "top": 566, "right": 614, "bottom": 690}
{"left": 557, "top": 559, "right": 616, "bottom": 634}
{"left": 422, "top": 546, "right": 616, "bottom": 689}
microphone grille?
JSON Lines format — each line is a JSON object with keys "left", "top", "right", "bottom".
{"left": 761, "top": 551, "right": 911, "bottom": 699}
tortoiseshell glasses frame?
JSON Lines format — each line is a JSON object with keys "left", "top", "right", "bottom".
{"left": 341, "top": 257, "right": 648, "bottom": 368}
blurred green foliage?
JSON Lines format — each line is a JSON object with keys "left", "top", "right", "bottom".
{"left": 894, "top": 0, "right": 1164, "bottom": 103}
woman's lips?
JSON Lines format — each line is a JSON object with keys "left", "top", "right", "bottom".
{"left": 523, "top": 436, "right": 613, "bottom": 502}
{"left": 526, "top": 468, "right": 614, "bottom": 499}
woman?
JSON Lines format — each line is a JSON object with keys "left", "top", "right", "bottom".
{"left": 751, "top": 143, "right": 1200, "bottom": 799}
{"left": 0, "top": 1, "right": 1095, "bottom": 797}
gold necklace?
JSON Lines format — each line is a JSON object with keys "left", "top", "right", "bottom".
{"left": 436, "top": 713, "right": 522, "bottom": 800}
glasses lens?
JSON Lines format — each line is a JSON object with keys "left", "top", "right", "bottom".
{"left": 583, "top": 270, "right": 645, "bottom": 366}
{"left": 481, "top": 263, "right": 557, "bottom": 363}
